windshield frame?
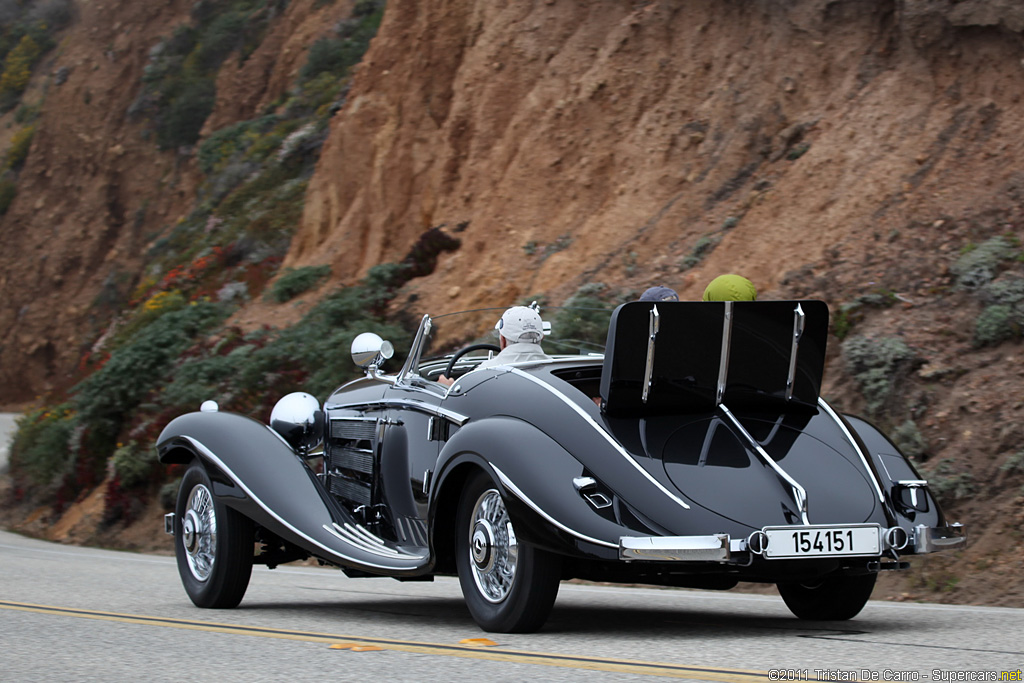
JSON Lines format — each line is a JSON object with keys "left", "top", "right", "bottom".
{"left": 394, "top": 305, "right": 613, "bottom": 388}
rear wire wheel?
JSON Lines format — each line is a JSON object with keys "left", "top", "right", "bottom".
{"left": 455, "top": 470, "right": 561, "bottom": 633}
{"left": 777, "top": 572, "right": 877, "bottom": 620}
{"left": 174, "top": 462, "right": 254, "bottom": 608}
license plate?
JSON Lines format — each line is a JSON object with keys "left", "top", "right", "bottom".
{"left": 762, "top": 525, "right": 881, "bottom": 559}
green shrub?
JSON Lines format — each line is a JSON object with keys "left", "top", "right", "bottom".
{"left": 0, "top": 178, "right": 17, "bottom": 214}
{"left": 5, "top": 124, "right": 35, "bottom": 169}
{"left": 159, "top": 343, "right": 254, "bottom": 410}
{"left": 786, "top": 142, "right": 810, "bottom": 160}
{"left": 111, "top": 440, "right": 157, "bottom": 489}
{"left": 0, "top": 34, "right": 41, "bottom": 101}
{"left": 8, "top": 405, "right": 76, "bottom": 491}
{"left": 198, "top": 115, "right": 281, "bottom": 174}
{"left": 547, "top": 283, "right": 620, "bottom": 354}
{"left": 268, "top": 265, "right": 331, "bottom": 302}
{"left": 137, "top": 2, "right": 284, "bottom": 150}
{"left": 891, "top": 419, "right": 927, "bottom": 460}
{"left": 1001, "top": 449, "right": 1024, "bottom": 474}
{"left": 289, "top": 74, "right": 346, "bottom": 119}
{"left": 832, "top": 303, "right": 860, "bottom": 340}
{"left": 974, "top": 305, "right": 1016, "bottom": 346}
{"left": 974, "top": 275, "right": 1024, "bottom": 346}
{"left": 952, "top": 236, "right": 1014, "bottom": 289}
{"left": 299, "top": 3, "right": 384, "bottom": 83}
{"left": 841, "top": 335, "right": 919, "bottom": 416}
{"left": 192, "top": 12, "right": 246, "bottom": 72}
{"left": 148, "top": 264, "right": 412, "bottom": 419}
{"left": 925, "top": 458, "right": 975, "bottom": 503}
{"left": 14, "top": 102, "right": 39, "bottom": 124}
{"left": 30, "top": 0, "right": 76, "bottom": 30}
{"left": 72, "top": 301, "right": 229, "bottom": 452}
{"left": 156, "top": 77, "right": 216, "bottom": 149}
{"left": 300, "top": 37, "right": 349, "bottom": 83}
{"left": 159, "top": 477, "right": 182, "bottom": 510}
{"left": 679, "top": 234, "right": 720, "bottom": 271}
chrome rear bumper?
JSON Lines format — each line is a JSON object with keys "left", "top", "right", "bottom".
{"left": 619, "top": 534, "right": 731, "bottom": 561}
{"left": 913, "top": 523, "right": 966, "bottom": 553}
{"left": 618, "top": 523, "right": 966, "bottom": 562}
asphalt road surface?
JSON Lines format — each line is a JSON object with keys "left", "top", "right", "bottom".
{"left": 1, "top": 529, "right": 1022, "bottom": 682}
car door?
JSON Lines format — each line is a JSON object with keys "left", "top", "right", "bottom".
{"left": 376, "top": 381, "right": 447, "bottom": 551}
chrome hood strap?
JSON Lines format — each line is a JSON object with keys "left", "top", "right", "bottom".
{"left": 718, "top": 403, "right": 810, "bottom": 525}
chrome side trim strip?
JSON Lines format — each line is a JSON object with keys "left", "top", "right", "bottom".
{"left": 492, "top": 465, "right": 618, "bottom": 549}
{"left": 715, "top": 301, "right": 734, "bottom": 405}
{"left": 719, "top": 403, "right": 810, "bottom": 525}
{"left": 179, "top": 435, "right": 421, "bottom": 572}
{"left": 817, "top": 398, "right": 887, "bottom": 505}
{"left": 619, "top": 534, "right": 731, "bottom": 562}
{"left": 508, "top": 368, "right": 691, "bottom": 511}
{"left": 642, "top": 305, "right": 660, "bottom": 404}
{"left": 785, "top": 303, "right": 805, "bottom": 401}
{"left": 325, "top": 398, "right": 469, "bottom": 426}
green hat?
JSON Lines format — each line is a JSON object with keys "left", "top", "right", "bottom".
{"left": 702, "top": 274, "right": 757, "bottom": 302}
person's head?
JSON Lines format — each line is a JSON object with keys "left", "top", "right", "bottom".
{"left": 702, "top": 274, "right": 757, "bottom": 302}
{"left": 639, "top": 285, "right": 680, "bottom": 302}
{"left": 495, "top": 306, "right": 544, "bottom": 346}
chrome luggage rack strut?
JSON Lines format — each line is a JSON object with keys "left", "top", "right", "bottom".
{"left": 715, "top": 301, "right": 810, "bottom": 525}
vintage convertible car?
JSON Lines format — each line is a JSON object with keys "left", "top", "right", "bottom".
{"left": 158, "top": 300, "right": 966, "bottom": 633}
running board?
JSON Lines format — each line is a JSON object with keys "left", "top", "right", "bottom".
{"left": 323, "top": 522, "right": 428, "bottom": 561}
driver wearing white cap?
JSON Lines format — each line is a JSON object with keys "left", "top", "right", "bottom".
{"left": 438, "top": 306, "right": 551, "bottom": 386}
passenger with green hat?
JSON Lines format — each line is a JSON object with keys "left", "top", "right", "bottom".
{"left": 702, "top": 274, "right": 757, "bottom": 302}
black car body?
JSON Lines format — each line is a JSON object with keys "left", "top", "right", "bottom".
{"left": 158, "top": 300, "right": 966, "bottom": 632}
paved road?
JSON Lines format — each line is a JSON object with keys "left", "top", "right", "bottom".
{"left": 1, "top": 529, "right": 1022, "bottom": 682}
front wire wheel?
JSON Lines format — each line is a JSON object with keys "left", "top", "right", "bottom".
{"left": 455, "top": 470, "right": 561, "bottom": 633}
{"left": 174, "top": 462, "right": 254, "bottom": 608}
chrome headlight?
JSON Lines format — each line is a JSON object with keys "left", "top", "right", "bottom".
{"left": 270, "top": 392, "right": 324, "bottom": 453}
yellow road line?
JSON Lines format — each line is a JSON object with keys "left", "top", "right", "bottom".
{"left": 0, "top": 599, "right": 770, "bottom": 680}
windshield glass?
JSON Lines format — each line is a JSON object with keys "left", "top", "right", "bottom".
{"left": 420, "top": 305, "right": 614, "bottom": 362}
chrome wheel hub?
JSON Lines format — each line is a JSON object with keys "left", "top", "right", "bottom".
{"left": 472, "top": 520, "right": 496, "bottom": 572}
{"left": 181, "top": 484, "right": 217, "bottom": 582}
{"left": 468, "top": 489, "right": 518, "bottom": 604}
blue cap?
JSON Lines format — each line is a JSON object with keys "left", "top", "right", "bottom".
{"left": 639, "top": 286, "right": 679, "bottom": 302}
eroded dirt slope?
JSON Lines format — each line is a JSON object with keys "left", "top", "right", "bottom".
{"left": 1, "top": 0, "right": 1022, "bottom": 605}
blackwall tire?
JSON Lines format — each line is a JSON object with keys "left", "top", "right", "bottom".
{"left": 777, "top": 572, "right": 877, "bottom": 620}
{"left": 455, "top": 470, "right": 561, "bottom": 633}
{"left": 174, "top": 462, "right": 254, "bottom": 608}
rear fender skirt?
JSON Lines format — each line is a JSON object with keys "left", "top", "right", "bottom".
{"left": 433, "top": 416, "right": 675, "bottom": 556}
{"left": 818, "top": 400, "right": 899, "bottom": 528}
{"left": 158, "top": 411, "right": 428, "bottom": 574}
{"left": 842, "top": 413, "right": 949, "bottom": 532}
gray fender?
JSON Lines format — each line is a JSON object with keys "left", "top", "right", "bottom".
{"left": 432, "top": 416, "right": 634, "bottom": 559}
{"left": 842, "top": 413, "right": 946, "bottom": 529}
{"left": 158, "top": 411, "right": 428, "bottom": 575}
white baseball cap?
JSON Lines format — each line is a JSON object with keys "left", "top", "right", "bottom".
{"left": 495, "top": 306, "right": 544, "bottom": 344}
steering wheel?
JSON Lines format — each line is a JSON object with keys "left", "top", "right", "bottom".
{"left": 443, "top": 343, "right": 501, "bottom": 380}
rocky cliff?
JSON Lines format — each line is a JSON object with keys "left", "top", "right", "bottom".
{"left": 1, "top": 0, "right": 1023, "bottom": 603}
